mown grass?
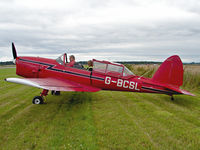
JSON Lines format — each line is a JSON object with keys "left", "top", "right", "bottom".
{"left": 0, "top": 67, "right": 200, "bottom": 150}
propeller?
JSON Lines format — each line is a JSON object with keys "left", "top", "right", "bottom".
{"left": 12, "top": 42, "right": 17, "bottom": 59}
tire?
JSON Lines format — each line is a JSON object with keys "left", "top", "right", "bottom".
{"left": 55, "top": 91, "right": 60, "bottom": 95}
{"left": 32, "top": 96, "right": 44, "bottom": 104}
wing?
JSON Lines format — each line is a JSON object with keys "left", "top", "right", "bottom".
{"left": 5, "top": 77, "right": 101, "bottom": 92}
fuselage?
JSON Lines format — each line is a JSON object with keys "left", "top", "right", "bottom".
{"left": 15, "top": 56, "right": 183, "bottom": 96}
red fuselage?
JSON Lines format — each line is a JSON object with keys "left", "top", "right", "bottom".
{"left": 15, "top": 56, "right": 184, "bottom": 96}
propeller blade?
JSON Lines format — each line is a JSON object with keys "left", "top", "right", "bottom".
{"left": 12, "top": 42, "right": 17, "bottom": 59}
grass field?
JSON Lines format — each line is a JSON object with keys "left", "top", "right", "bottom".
{"left": 0, "top": 67, "right": 200, "bottom": 150}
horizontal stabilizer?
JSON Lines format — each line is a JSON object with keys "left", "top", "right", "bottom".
{"left": 164, "top": 84, "right": 195, "bottom": 96}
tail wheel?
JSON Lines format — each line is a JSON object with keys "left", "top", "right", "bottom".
{"left": 171, "top": 96, "right": 174, "bottom": 101}
{"left": 32, "top": 96, "right": 44, "bottom": 104}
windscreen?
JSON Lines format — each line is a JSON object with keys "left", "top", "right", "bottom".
{"left": 56, "top": 53, "right": 67, "bottom": 65}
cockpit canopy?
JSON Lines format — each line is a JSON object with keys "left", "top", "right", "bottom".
{"left": 56, "top": 53, "right": 67, "bottom": 65}
{"left": 55, "top": 54, "right": 134, "bottom": 77}
{"left": 93, "top": 59, "right": 134, "bottom": 77}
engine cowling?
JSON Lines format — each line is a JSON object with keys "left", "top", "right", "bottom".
{"left": 16, "top": 57, "right": 40, "bottom": 78}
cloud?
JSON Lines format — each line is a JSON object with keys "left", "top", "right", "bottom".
{"left": 0, "top": 0, "right": 200, "bottom": 62}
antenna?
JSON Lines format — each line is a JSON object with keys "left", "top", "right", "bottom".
{"left": 138, "top": 69, "right": 152, "bottom": 79}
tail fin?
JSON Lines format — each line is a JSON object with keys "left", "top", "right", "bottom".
{"left": 152, "top": 55, "right": 183, "bottom": 87}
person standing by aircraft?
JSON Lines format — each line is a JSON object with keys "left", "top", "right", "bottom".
{"left": 66, "top": 55, "right": 75, "bottom": 67}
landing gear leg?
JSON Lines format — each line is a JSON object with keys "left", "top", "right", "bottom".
{"left": 51, "top": 90, "right": 55, "bottom": 95}
{"left": 32, "top": 89, "right": 49, "bottom": 104}
{"left": 171, "top": 95, "right": 174, "bottom": 101}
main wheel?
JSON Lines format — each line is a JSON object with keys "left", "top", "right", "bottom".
{"left": 32, "top": 96, "right": 44, "bottom": 104}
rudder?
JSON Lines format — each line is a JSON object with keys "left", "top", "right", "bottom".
{"left": 152, "top": 55, "right": 183, "bottom": 87}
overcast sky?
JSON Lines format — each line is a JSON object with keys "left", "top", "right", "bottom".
{"left": 0, "top": 0, "right": 200, "bottom": 62}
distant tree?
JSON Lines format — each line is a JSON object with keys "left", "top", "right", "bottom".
{"left": 0, "top": 61, "right": 14, "bottom": 65}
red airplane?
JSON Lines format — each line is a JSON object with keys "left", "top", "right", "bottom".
{"left": 5, "top": 43, "right": 194, "bottom": 104}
